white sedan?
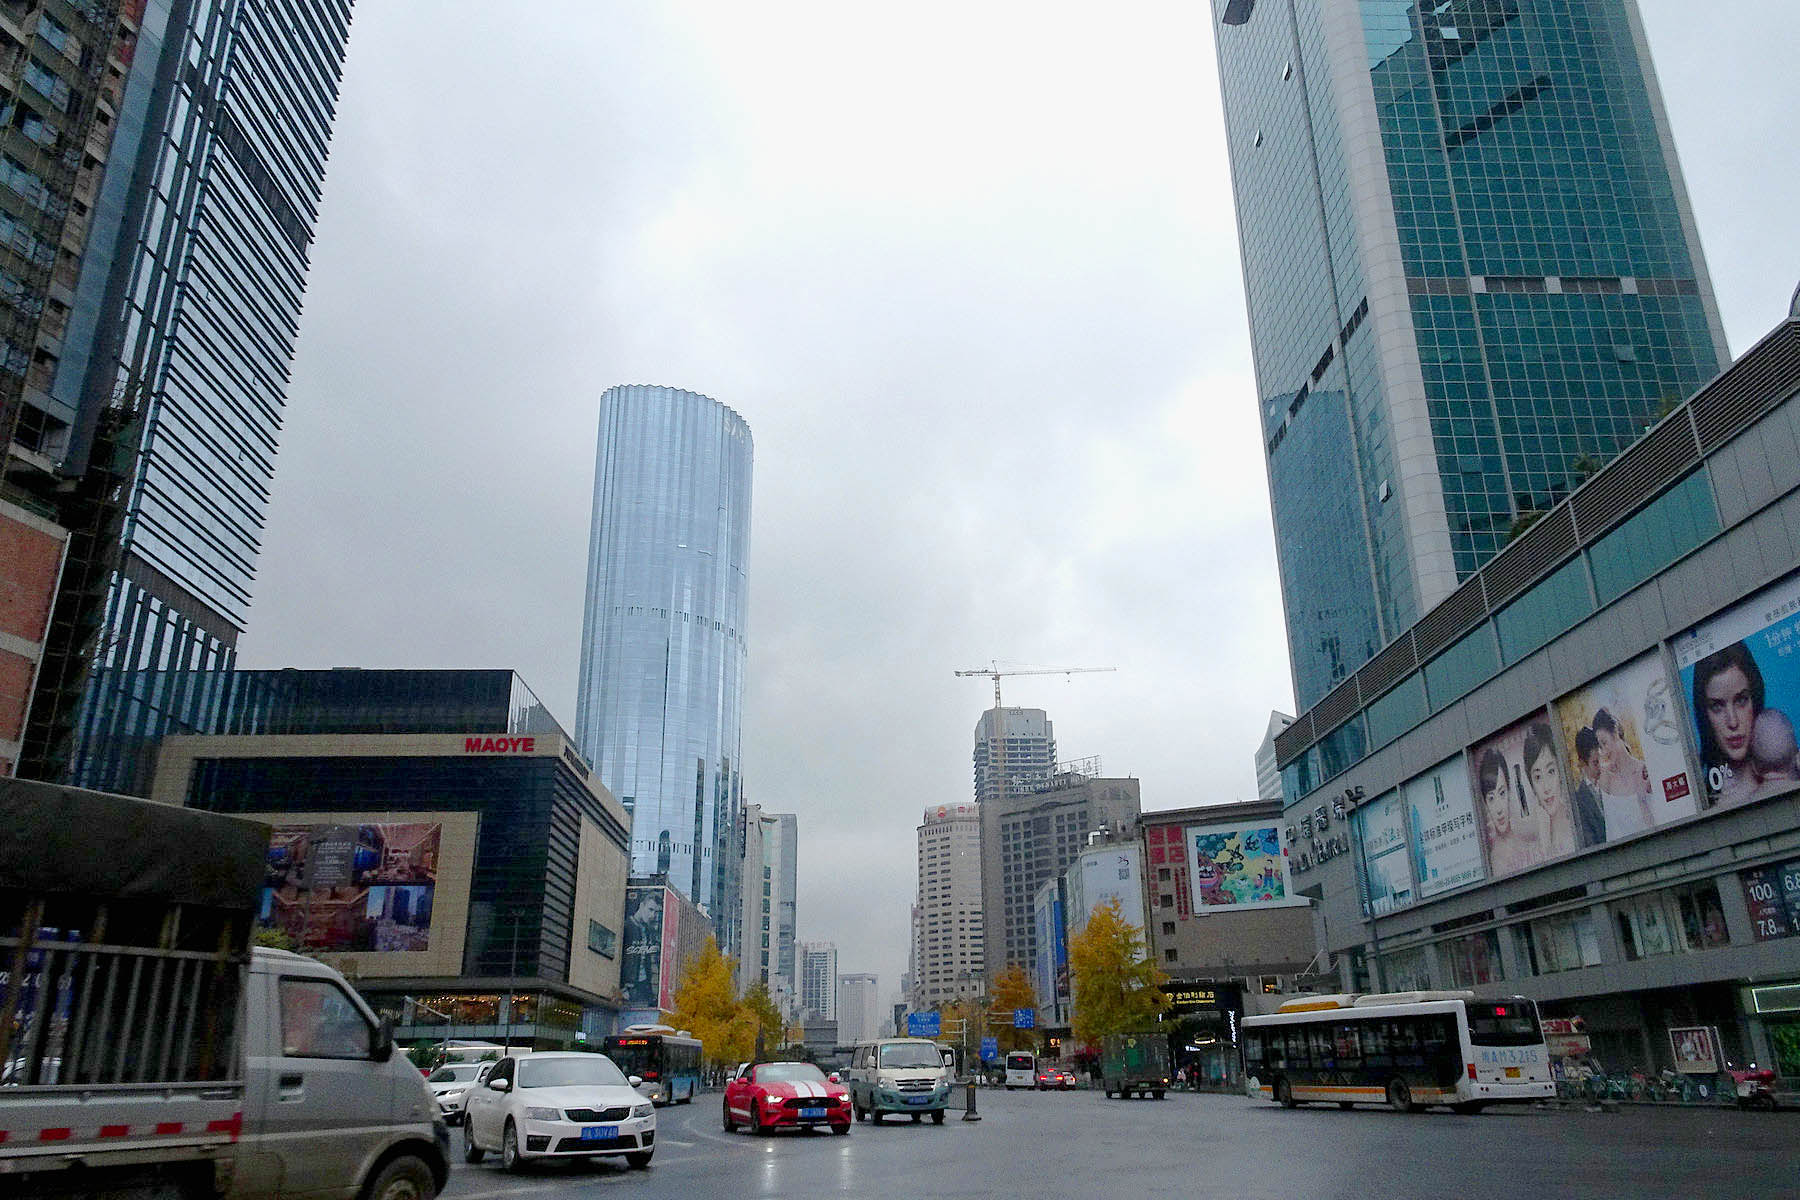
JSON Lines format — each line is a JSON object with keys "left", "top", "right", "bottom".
{"left": 424, "top": 1062, "right": 486, "bottom": 1124}
{"left": 464, "top": 1052, "right": 656, "bottom": 1171}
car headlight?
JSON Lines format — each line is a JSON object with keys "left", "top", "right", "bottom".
{"left": 441, "top": 1089, "right": 463, "bottom": 1100}
{"left": 631, "top": 1104, "right": 654, "bottom": 1119}
{"left": 525, "top": 1107, "right": 561, "bottom": 1121}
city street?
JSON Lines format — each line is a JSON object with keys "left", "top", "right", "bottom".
{"left": 439, "top": 1087, "right": 1800, "bottom": 1199}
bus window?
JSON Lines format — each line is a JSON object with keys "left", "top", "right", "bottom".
{"left": 1334, "top": 1024, "right": 1362, "bottom": 1068}
{"left": 1265, "top": 1031, "right": 1285, "bottom": 1071}
{"left": 1467, "top": 1002, "right": 1541, "bottom": 1046}
{"left": 1307, "top": 1027, "right": 1335, "bottom": 1069}
{"left": 1361, "top": 1021, "right": 1392, "bottom": 1067}
{"left": 1284, "top": 1029, "right": 1307, "bottom": 1070}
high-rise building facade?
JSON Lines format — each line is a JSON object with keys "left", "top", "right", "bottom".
{"left": 736, "top": 803, "right": 772, "bottom": 991}
{"left": 764, "top": 811, "right": 799, "bottom": 1009}
{"left": 4, "top": 1, "right": 356, "bottom": 787}
{"left": 980, "top": 769, "right": 1141, "bottom": 978}
{"left": 575, "top": 384, "right": 753, "bottom": 951}
{"left": 799, "top": 942, "right": 837, "bottom": 1021}
{"left": 972, "top": 708, "right": 1055, "bottom": 803}
{"left": 1255, "top": 710, "right": 1294, "bottom": 802}
{"left": 912, "top": 802, "right": 984, "bottom": 1012}
{"left": 1210, "top": 0, "right": 1728, "bottom": 710}
{"left": 834, "top": 973, "right": 880, "bottom": 1045}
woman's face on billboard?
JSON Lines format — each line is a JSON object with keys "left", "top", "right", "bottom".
{"left": 1703, "top": 664, "right": 1756, "bottom": 763}
{"left": 1528, "top": 745, "right": 1564, "bottom": 813}
{"left": 1482, "top": 769, "right": 1511, "bottom": 836}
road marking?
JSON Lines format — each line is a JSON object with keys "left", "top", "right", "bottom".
{"left": 659, "top": 1137, "right": 693, "bottom": 1147}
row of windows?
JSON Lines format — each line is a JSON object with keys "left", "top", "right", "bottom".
{"left": 1285, "top": 466, "right": 1720, "bottom": 798}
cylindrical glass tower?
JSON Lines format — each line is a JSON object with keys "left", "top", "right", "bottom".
{"left": 575, "top": 385, "right": 752, "bottom": 948}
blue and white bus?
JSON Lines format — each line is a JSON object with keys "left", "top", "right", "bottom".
{"left": 1241, "top": 991, "right": 1554, "bottom": 1113}
{"left": 602, "top": 1025, "right": 703, "bottom": 1105}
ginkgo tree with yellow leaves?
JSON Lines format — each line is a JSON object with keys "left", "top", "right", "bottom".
{"left": 666, "top": 937, "right": 756, "bottom": 1075}
{"left": 1068, "top": 897, "right": 1169, "bottom": 1047}
{"left": 987, "top": 964, "right": 1039, "bottom": 1053}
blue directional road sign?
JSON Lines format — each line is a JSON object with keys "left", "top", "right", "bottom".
{"left": 1014, "top": 1008, "right": 1036, "bottom": 1030}
{"left": 980, "top": 1037, "right": 999, "bottom": 1062}
{"left": 908, "top": 1011, "right": 941, "bottom": 1037}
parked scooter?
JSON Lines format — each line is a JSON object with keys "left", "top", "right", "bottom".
{"left": 1725, "top": 1063, "right": 1779, "bottom": 1111}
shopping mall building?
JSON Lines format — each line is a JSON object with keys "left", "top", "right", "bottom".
{"left": 1274, "top": 316, "right": 1800, "bottom": 1080}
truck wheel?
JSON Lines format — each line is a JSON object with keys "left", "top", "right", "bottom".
{"left": 463, "top": 1129, "right": 486, "bottom": 1164}
{"left": 502, "top": 1120, "right": 527, "bottom": 1172}
{"left": 1153, "top": 1090, "right": 1165, "bottom": 1100}
{"left": 853, "top": 1096, "right": 865, "bottom": 1121}
{"left": 364, "top": 1154, "right": 437, "bottom": 1200}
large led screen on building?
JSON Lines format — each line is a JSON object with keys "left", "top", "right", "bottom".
{"left": 1404, "top": 756, "right": 1485, "bottom": 899}
{"left": 1356, "top": 790, "right": 1413, "bottom": 915}
{"left": 1186, "top": 823, "right": 1299, "bottom": 912}
{"left": 1076, "top": 844, "right": 1144, "bottom": 931}
{"left": 1552, "top": 650, "right": 1698, "bottom": 841}
{"left": 1672, "top": 573, "right": 1800, "bottom": 810}
{"left": 260, "top": 822, "right": 441, "bottom": 952}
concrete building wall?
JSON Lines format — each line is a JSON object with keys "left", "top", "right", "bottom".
{"left": 914, "top": 802, "right": 984, "bottom": 1011}
{"left": 981, "top": 775, "right": 1142, "bottom": 978}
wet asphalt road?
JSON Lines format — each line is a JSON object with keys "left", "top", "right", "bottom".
{"left": 439, "top": 1085, "right": 1800, "bottom": 1199}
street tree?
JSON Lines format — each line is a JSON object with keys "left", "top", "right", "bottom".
{"left": 988, "top": 964, "right": 1039, "bottom": 1053}
{"left": 742, "top": 979, "right": 785, "bottom": 1054}
{"left": 669, "top": 937, "right": 755, "bottom": 1073}
{"left": 1068, "top": 898, "right": 1169, "bottom": 1047}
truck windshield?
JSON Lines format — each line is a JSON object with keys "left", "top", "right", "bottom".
{"left": 880, "top": 1044, "right": 943, "bottom": 1069}
{"left": 519, "top": 1057, "right": 630, "bottom": 1089}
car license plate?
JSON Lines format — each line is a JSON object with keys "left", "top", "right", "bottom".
{"left": 1504, "top": 1067, "right": 1521, "bottom": 1079}
{"left": 581, "top": 1125, "right": 619, "bottom": 1141}
{"left": 906, "top": 1096, "right": 930, "bottom": 1105}
{"left": 799, "top": 1107, "right": 826, "bottom": 1119}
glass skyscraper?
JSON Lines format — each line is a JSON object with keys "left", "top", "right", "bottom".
{"left": 13, "top": 0, "right": 355, "bottom": 783}
{"left": 575, "top": 384, "right": 753, "bottom": 951}
{"left": 1210, "top": 0, "right": 1728, "bottom": 711}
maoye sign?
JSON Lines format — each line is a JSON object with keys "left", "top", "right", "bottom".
{"left": 463, "top": 736, "right": 537, "bottom": 754}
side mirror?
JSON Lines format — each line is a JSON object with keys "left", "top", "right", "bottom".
{"left": 829, "top": 1073, "right": 841, "bottom": 1084}
{"left": 373, "top": 1017, "right": 395, "bottom": 1063}
{"left": 489, "top": 1078, "right": 511, "bottom": 1092}
{"left": 629, "top": 1075, "right": 643, "bottom": 1088}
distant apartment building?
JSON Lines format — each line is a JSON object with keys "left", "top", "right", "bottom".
{"left": 973, "top": 708, "right": 1056, "bottom": 803}
{"left": 835, "top": 973, "right": 880, "bottom": 1045}
{"left": 765, "top": 812, "right": 799, "bottom": 1006}
{"left": 736, "top": 804, "right": 774, "bottom": 991}
{"left": 981, "top": 767, "right": 1140, "bottom": 978}
{"left": 913, "top": 802, "right": 984, "bottom": 1012}
{"left": 800, "top": 942, "right": 837, "bottom": 1021}
{"left": 1255, "top": 711, "right": 1295, "bottom": 803}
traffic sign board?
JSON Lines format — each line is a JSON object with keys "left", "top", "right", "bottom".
{"left": 1013, "top": 1008, "right": 1036, "bottom": 1029}
{"left": 907, "top": 1011, "right": 941, "bottom": 1037}
{"left": 980, "top": 1037, "right": 999, "bottom": 1061}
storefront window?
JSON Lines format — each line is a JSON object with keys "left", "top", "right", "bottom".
{"left": 1519, "top": 909, "right": 1604, "bottom": 975}
{"left": 1380, "top": 945, "right": 1432, "bottom": 991}
{"left": 1674, "top": 882, "right": 1730, "bottom": 950}
{"left": 1615, "top": 894, "right": 1678, "bottom": 960}
{"left": 1442, "top": 930, "right": 1502, "bottom": 986}
{"left": 1617, "top": 882, "right": 1731, "bottom": 959}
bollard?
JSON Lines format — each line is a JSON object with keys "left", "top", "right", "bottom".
{"left": 962, "top": 1078, "right": 981, "bottom": 1121}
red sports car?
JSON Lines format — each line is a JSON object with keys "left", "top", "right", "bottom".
{"left": 724, "top": 1061, "right": 852, "bottom": 1135}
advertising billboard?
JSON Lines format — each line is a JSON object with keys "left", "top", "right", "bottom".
{"left": 1552, "top": 651, "right": 1697, "bottom": 847}
{"left": 259, "top": 822, "right": 440, "bottom": 952}
{"left": 1356, "top": 790, "right": 1413, "bottom": 915}
{"left": 1672, "top": 573, "right": 1800, "bottom": 809}
{"left": 1185, "top": 823, "right": 1300, "bottom": 912}
{"left": 1404, "top": 756, "right": 1485, "bottom": 899}
{"left": 1467, "top": 710, "right": 1583, "bottom": 879}
{"left": 1076, "top": 843, "right": 1144, "bottom": 931}
{"left": 621, "top": 885, "right": 666, "bottom": 1010}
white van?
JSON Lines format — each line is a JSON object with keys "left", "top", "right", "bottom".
{"left": 1004, "top": 1051, "right": 1037, "bottom": 1090}
{"left": 846, "top": 1038, "right": 954, "bottom": 1123}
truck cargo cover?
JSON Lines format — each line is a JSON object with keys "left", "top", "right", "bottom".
{"left": 0, "top": 778, "right": 268, "bottom": 911}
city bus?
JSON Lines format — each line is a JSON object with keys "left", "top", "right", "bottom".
{"left": 602, "top": 1024, "right": 704, "bottom": 1105}
{"left": 1241, "top": 990, "right": 1553, "bottom": 1113}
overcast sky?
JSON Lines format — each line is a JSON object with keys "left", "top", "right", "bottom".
{"left": 239, "top": 1, "right": 1800, "bottom": 999}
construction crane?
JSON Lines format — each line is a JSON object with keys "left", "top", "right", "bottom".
{"left": 954, "top": 663, "right": 1116, "bottom": 802}
{"left": 954, "top": 662, "right": 1117, "bottom": 712}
